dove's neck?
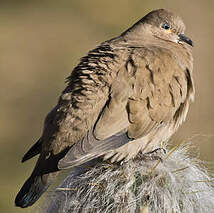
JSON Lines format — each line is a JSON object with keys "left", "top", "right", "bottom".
{"left": 113, "top": 23, "right": 193, "bottom": 71}
{"left": 119, "top": 23, "right": 153, "bottom": 46}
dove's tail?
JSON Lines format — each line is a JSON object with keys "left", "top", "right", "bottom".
{"left": 15, "top": 174, "right": 51, "bottom": 208}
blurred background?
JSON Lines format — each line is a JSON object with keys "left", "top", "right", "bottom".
{"left": 1, "top": 0, "right": 214, "bottom": 212}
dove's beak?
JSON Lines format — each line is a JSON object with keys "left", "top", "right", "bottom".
{"left": 178, "top": 34, "right": 194, "bottom": 47}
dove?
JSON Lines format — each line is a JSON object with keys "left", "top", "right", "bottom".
{"left": 15, "top": 9, "right": 194, "bottom": 208}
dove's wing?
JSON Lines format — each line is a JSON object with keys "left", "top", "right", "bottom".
{"left": 58, "top": 46, "right": 194, "bottom": 169}
{"left": 58, "top": 63, "right": 133, "bottom": 169}
{"left": 23, "top": 44, "right": 131, "bottom": 172}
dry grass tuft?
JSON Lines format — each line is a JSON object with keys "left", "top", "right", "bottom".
{"left": 42, "top": 143, "right": 214, "bottom": 213}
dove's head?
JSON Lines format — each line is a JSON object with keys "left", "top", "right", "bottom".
{"left": 122, "top": 9, "right": 193, "bottom": 47}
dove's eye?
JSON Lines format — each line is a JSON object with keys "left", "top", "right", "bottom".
{"left": 161, "top": 23, "right": 170, "bottom": 30}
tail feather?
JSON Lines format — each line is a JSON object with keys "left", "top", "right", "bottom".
{"left": 22, "top": 139, "right": 42, "bottom": 163}
{"left": 15, "top": 175, "right": 50, "bottom": 208}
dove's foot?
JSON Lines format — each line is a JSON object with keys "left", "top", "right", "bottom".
{"left": 135, "top": 148, "right": 166, "bottom": 162}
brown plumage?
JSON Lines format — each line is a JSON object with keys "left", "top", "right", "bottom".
{"left": 15, "top": 9, "right": 194, "bottom": 208}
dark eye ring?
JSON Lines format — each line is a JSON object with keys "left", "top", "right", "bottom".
{"left": 161, "top": 23, "right": 170, "bottom": 30}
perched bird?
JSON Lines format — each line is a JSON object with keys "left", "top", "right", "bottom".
{"left": 15, "top": 9, "right": 194, "bottom": 208}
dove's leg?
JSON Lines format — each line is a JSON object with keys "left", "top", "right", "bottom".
{"left": 145, "top": 147, "right": 167, "bottom": 155}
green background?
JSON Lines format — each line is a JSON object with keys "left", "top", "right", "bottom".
{"left": 1, "top": 0, "right": 214, "bottom": 212}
